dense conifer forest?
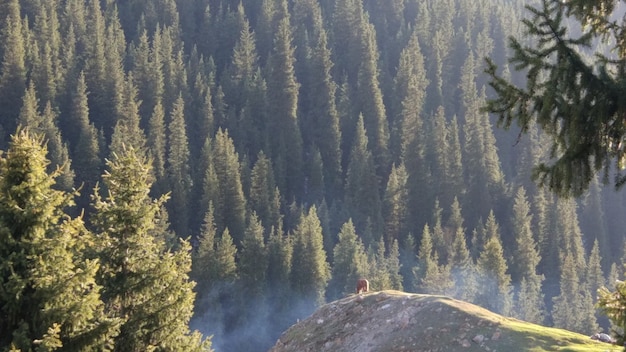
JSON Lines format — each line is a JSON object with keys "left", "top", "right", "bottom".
{"left": 1, "top": 0, "right": 625, "bottom": 351}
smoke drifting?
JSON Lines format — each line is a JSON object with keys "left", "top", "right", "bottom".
{"left": 191, "top": 283, "right": 319, "bottom": 352}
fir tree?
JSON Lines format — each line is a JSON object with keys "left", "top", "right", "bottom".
{"left": 69, "top": 71, "right": 102, "bottom": 209}
{"left": 356, "top": 15, "right": 389, "bottom": 176}
{"left": 392, "top": 30, "right": 427, "bottom": 163}
{"left": 383, "top": 162, "right": 409, "bottom": 248}
{"left": 476, "top": 223, "right": 513, "bottom": 316}
{"left": 0, "top": 0, "right": 26, "bottom": 140}
{"left": 415, "top": 224, "right": 453, "bottom": 295}
{"left": 327, "top": 219, "right": 368, "bottom": 300}
{"left": 486, "top": 0, "right": 626, "bottom": 197}
{"left": 166, "top": 94, "right": 192, "bottom": 237}
{"left": 91, "top": 146, "right": 210, "bottom": 351}
{"left": 510, "top": 187, "right": 545, "bottom": 324}
{"left": 109, "top": 73, "right": 147, "bottom": 156}
{"left": 306, "top": 28, "right": 342, "bottom": 197}
{"left": 266, "top": 3, "right": 303, "bottom": 202}
{"left": 552, "top": 253, "right": 589, "bottom": 334}
{"left": 211, "top": 129, "right": 247, "bottom": 246}
{"left": 147, "top": 100, "right": 167, "bottom": 195}
{"left": 344, "top": 115, "right": 383, "bottom": 246}
{"left": 290, "top": 206, "right": 331, "bottom": 308}
{"left": 0, "top": 129, "right": 116, "bottom": 351}
{"left": 239, "top": 212, "right": 268, "bottom": 300}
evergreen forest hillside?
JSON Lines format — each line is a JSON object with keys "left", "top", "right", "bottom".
{"left": 0, "top": 0, "right": 624, "bottom": 351}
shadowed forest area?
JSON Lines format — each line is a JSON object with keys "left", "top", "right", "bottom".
{"left": 0, "top": 0, "right": 624, "bottom": 351}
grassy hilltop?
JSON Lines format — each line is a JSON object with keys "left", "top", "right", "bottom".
{"left": 269, "top": 291, "right": 621, "bottom": 352}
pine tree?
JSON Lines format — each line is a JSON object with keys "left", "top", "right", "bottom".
{"left": 356, "top": 16, "right": 389, "bottom": 176}
{"left": 0, "top": 129, "right": 117, "bottom": 351}
{"left": 368, "top": 237, "right": 392, "bottom": 291}
{"left": 0, "top": 0, "right": 26, "bottom": 139}
{"left": 462, "top": 54, "right": 505, "bottom": 226}
{"left": 166, "top": 94, "right": 192, "bottom": 237}
{"left": 383, "top": 162, "right": 409, "bottom": 247}
{"left": 211, "top": 129, "right": 247, "bottom": 246}
{"left": 147, "top": 100, "right": 167, "bottom": 195}
{"left": 18, "top": 83, "right": 75, "bottom": 191}
{"left": 586, "top": 239, "right": 605, "bottom": 304}
{"left": 249, "top": 151, "right": 281, "bottom": 234}
{"left": 265, "top": 224, "right": 293, "bottom": 339}
{"left": 110, "top": 73, "right": 147, "bottom": 156}
{"left": 387, "top": 239, "right": 403, "bottom": 291}
{"left": 430, "top": 199, "right": 450, "bottom": 265}
{"left": 552, "top": 253, "right": 589, "bottom": 333}
{"left": 486, "top": 0, "right": 626, "bottom": 196}
{"left": 90, "top": 146, "right": 210, "bottom": 351}
{"left": 239, "top": 212, "right": 268, "bottom": 299}
{"left": 510, "top": 187, "right": 545, "bottom": 324}
{"left": 392, "top": 30, "right": 427, "bottom": 162}
{"left": 476, "top": 223, "right": 513, "bottom": 316}
{"left": 290, "top": 206, "right": 331, "bottom": 308}
{"left": 69, "top": 71, "right": 102, "bottom": 209}
{"left": 306, "top": 28, "right": 342, "bottom": 197}
{"left": 266, "top": 3, "right": 303, "bottom": 202}
{"left": 327, "top": 219, "right": 368, "bottom": 300}
{"left": 415, "top": 224, "right": 453, "bottom": 295}
{"left": 450, "top": 227, "right": 478, "bottom": 303}
{"left": 344, "top": 116, "right": 383, "bottom": 246}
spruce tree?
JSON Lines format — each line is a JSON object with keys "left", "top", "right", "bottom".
{"left": 486, "top": 0, "right": 626, "bottom": 197}
{"left": 0, "top": 129, "right": 116, "bottom": 351}
{"left": 552, "top": 253, "right": 590, "bottom": 334}
{"left": 18, "top": 84, "right": 75, "bottom": 192}
{"left": 211, "top": 129, "right": 247, "bottom": 247}
{"left": 476, "top": 223, "right": 513, "bottom": 316}
{"left": 450, "top": 226, "right": 478, "bottom": 303}
{"left": 290, "top": 206, "right": 331, "bottom": 308}
{"left": 510, "top": 187, "right": 545, "bottom": 324}
{"left": 266, "top": 2, "right": 303, "bottom": 202}
{"left": 356, "top": 15, "right": 389, "bottom": 176}
{"left": 249, "top": 151, "right": 281, "bottom": 234}
{"left": 415, "top": 224, "right": 452, "bottom": 295}
{"left": 327, "top": 219, "right": 368, "bottom": 300}
{"left": 147, "top": 100, "right": 167, "bottom": 195}
{"left": 90, "top": 146, "right": 210, "bottom": 351}
{"left": 392, "top": 30, "right": 427, "bottom": 163}
{"left": 239, "top": 212, "right": 269, "bottom": 300}
{"left": 383, "top": 162, "right": 409, "bottom": 248}
{"left": 0, "top": 0, "right": 26, "bottom": 140}
{"left": 166, "top": 94, "right": 192, "bottom": 237}
{"left": 266, "top": 223, "right": 293, "bottom": 339}
{"left": 69, "top": 72, "right": 102, "bottom": 210}
{"left": 306, "top": 28, "right": 342, "bottom": 197}
{"left": 110, "top": 73, "right": 147, "bottom": 157}
{"left": 344, "top": 115, "right": 383, "bottom": 246}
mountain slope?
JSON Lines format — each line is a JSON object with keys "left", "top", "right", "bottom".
{"left": 269, "top": 290, "right": 620, "bottom": 352}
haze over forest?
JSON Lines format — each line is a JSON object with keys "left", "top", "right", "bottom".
{"left": 0, "top": 0, "right": 624, "bottom": 351}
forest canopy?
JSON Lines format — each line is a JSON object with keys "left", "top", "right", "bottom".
{"left": 0, "top": 0, "right": 625, "bottom": 351}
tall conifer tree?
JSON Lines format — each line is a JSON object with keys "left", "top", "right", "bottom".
{"left": 0, "top": 130, "right": 116, "bottom": 351}
{"left": 327, "top": 219, "right": 368, "bottom": 300}
{"left": 266, "top": 0, "right": 303, "bottom": 202}
{"left": 0, "top": 0, "right": 26, "bottom": 140}
{"left": 344, "top": 116, "right": 383, "bottom": 245}
{"left": 167, "top": 94, "right": 192, "bottom": 237}
{"left": 91, "top": 147, "right": 210, "bottom": 351}
{"left": 290, "top": 206, "right": 331, "bottom": 308}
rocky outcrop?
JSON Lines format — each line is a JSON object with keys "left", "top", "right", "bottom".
{"left": 269, "top": 290, "right": 618, "bottom": 352}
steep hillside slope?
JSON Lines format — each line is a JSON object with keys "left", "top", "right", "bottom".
{"left": 269, "top": 291, "right": 620, "bottom": 352}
